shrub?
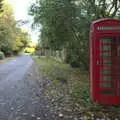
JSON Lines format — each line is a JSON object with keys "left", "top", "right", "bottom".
{"left": 37, "top": 57, "right": 91, "bottom": 106}
{"left": 0, "top": 51, "right": 5, "bottom": 60}
{"left": 71, "top": 84, "right": 92, "bottom": 106}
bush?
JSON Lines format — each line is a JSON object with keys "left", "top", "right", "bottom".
{"left": 24, "top": 47, "right": 35, "bottom": 53}
{"left": 71, "top": 84, "right": 92, "bottom": 106}
{"left": 0, "top": 51, "right": 5, "bottom": 60}
{"left": 36, "top": 57, "right": 91, "bottom": 106}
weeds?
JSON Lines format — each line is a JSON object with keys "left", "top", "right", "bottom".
{"left": 35, "top": 56, "right": 120, "bottom": 118}
{"left": 36, "top": 56, "right": 92, "bottom": 106}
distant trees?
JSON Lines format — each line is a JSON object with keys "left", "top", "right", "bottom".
{"left": 24, "top": 41, "right": 36, "bottom": 53}
{"left": 29, "top": 0, "right": 120, "bottom": 70}
{"left": 0, "top": 1, "right": 31, "bottom": 56}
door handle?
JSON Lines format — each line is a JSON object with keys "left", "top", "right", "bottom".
{"left": 97, "top": 60, "right": 101, "bottom": 65}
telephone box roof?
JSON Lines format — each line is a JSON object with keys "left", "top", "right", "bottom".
{"left": 92, "top": 18, "right": 120, "bottom": 25}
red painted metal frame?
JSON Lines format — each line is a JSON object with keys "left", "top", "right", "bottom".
{"left": 90, "top": 18, "right": 120, "bottom": 104}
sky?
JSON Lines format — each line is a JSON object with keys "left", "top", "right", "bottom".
{"left": 6, "top": 0, "right": 39, "bottom": 43}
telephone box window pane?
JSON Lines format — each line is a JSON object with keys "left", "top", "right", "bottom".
{"left": 101, "top": 81, "right": 116, "bottom": 88}
{"left": 102, "top": 75, "right": 111, "bottom": 81}
{"left": 102, "top": 45, "right": 111, "bottom": 51}
{"left": 101, "top": 38, "right": 113, "bottom": 43}
{"left": 102, "top": 68, "right": 111, "bottom": 74}
{"left": 101, "top": 90, "right": 117, "bottom": 95}
{"left": 103, "top": 60, "right": 112, "bottom": 65}
{"left": 101, "top": 52, "right": 111, "bottom": 57}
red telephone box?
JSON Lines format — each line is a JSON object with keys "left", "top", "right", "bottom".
{"left": 90, "top": 18, "right": 120, "bottom": 104}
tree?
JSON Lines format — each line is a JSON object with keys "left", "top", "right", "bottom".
{"left": 12, "top": 28, "right": 31, "bottom": 54}
{"left": 0, "top": 1, "right": 31, "bottom": 56}
{"left": 29, "top": 0, "right": 120, "bottom": 70}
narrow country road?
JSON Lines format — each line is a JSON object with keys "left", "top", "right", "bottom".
{"left": 0, "top": 55, "right": 33, "bottom": 84}
{"left": 0, "top": 55, "right": 55, "bottom": 120}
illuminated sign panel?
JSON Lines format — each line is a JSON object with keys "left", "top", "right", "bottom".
{"left": 98, "top": 26, "right": 120, "bottom": 30}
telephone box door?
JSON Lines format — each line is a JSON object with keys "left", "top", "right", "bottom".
{"left": 98, "top": 35, "right": 120, "bottom": 104}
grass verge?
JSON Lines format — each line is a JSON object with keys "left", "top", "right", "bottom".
{"left": 0, "top": 57, "right": 13, "bottom": 64}
{"left": 35, "top": 56, "right": 120, "bottom": 119}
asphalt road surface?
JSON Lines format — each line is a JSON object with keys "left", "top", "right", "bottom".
{"left": 0, "top": 55, "right": 55, "bottom": 120}
{"left": 0, "top": 55, "right": 33, "bottom": 85}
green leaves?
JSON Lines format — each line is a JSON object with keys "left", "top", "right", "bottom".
{"left": 30, "top": 0, "right": 120, "bottom": 69}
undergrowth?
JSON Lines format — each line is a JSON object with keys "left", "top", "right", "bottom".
{"left": 36, "top": 56, "right": 91, "bottom": 106}
{"left": 36, "top": 56, "right": 120, "bottom": 116}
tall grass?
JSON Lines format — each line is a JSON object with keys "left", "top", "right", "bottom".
{"left": 35, "top": 56, "right": 120, "bottom": 117}
{"left": 36, "top": 56, "right": 91, "bottom": 107}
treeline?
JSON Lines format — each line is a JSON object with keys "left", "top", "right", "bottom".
{"left": 0, "top": 1, "right": 30, "bottom": 57}
{"left": 29, "top": 0, "right": 120, "bottom": 70}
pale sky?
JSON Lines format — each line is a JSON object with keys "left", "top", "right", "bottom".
{"left": 6, "top": 0, "right": 39, "bottom": 43}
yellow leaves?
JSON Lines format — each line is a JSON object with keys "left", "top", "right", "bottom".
{"left": 0, "top": 0, "right": 15, "bottom": 27}
{"left": 12, "top": 37, "right": 23, "bottom": 51}
{"left": 0, "top": 0, "right": 31, "bottom": 55}
{"left": 1, "top": 0, "right": 14, "bottom": 15}
{"left": 20, "top": 28, "right": 28, "bottom": 33}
